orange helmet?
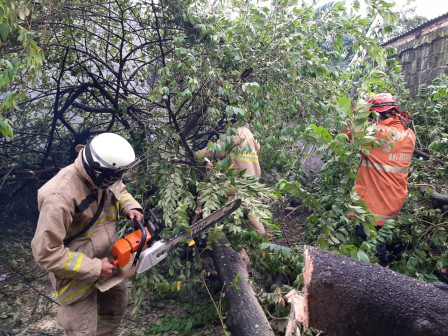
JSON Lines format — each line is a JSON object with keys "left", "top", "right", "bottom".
{"left": 366, "top": 92, "right": 398, "bottom": 113}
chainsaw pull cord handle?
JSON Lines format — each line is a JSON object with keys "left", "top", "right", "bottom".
{"left": 133, "top": 217, "right": 147, "bottom": 267}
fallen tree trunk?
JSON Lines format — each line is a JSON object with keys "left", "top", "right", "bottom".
{"left": 420, "top": 186, "right": 448, "bottom": 205}
{"left": 413, "top": 148, "right": 431, "bottom": 160}
{"left": 288, "top": 245, "right": 448, "bottom": 336}
{"left": 211, "top": 234, "right": 274, "bottom": 336}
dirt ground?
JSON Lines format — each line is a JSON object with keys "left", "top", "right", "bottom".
{"left": 0, "top": 219, "right": 223, "bottom": 336}
{"left": 0, "top": 273, "right": 223, "bottom": 336}
{"left": 0, "top": 205, "right": 306, "bottom": 336}
{"left": 0, "top": 253, "right": 223, "bottom": 336}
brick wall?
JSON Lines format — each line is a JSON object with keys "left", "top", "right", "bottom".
{"left": 382, "top": 14, "right": 448, "bottom": 97}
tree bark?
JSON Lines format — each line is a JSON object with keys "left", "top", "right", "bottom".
{"left": 288, "top": 245, "right": 448, "bottom": 336}
{"left": 413, "top": 148, "right": 431, "bottom": 160}
{"left": 420, "top": 186, "right": 448, "bottom": 204}
{"left": 211, "top": 234, "right": 274, "bottom": 336}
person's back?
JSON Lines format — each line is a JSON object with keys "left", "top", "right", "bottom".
{"left": 356, "top": 114, "right": 415, "bottom": 225}
{"left": 197, "top": 122, "right": 261, "bottom": 178}
{"left": 196, "top": 118, "right": 265, "bottom": 234}
{"left": 350, "top": 92, "right": 415, "bottom": 266}
{"left": 229, "top": 125, "right": 261, "bottom": 178}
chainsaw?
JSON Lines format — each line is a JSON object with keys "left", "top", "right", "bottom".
{"left": 95, "top": 198, "right": 241, "bottom": 292}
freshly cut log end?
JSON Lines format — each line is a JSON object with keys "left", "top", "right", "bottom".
{"left": 290, "top": 245, "right": 448, "bottom": 336}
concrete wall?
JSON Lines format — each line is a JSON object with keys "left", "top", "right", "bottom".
{"left": 383, "top": 14, "right": 448, "bottom": 97}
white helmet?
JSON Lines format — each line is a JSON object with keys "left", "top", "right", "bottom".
{"left": 82, "top": 133, "right": 138, "bottom": 186}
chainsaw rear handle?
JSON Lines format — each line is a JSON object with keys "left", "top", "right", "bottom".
{"left": 133, "top": 217, "right": 146, "bottom": 266}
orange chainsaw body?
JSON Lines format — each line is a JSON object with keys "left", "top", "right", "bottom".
{"left": 111, "top": 228, "right": 152, "bottom": 267}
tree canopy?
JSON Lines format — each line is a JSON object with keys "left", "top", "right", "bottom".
{"left": 1, "top": 0, "right": 447, "bottom": 334}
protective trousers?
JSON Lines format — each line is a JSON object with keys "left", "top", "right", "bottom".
{"left": 57, "top": 281, "right": 128, "bottom": 336}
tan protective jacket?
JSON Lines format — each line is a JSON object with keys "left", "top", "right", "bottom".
{"left": 31, "top": 150, "right": 142, "bottom": 305}
{"left": 197, "top": 125, "right": 261, "bottom": 178}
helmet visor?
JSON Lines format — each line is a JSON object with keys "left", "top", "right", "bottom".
{"left": 94, "top": 159, "right": 142, "bottom": 188}
{"left": 371, "top": 102, "right": 398, "bottom": 113}
{"left": 97, "top": 158, "right": 142, "bottom": 183}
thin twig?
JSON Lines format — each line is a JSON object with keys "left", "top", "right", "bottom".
{"left": 0, "top": 259, "right": 60, "bottom": 306}
{"left": 283, "top": 206, "right": 299, "bottom": 220}
{"left": 195, "top": 246, "right": 227, "bottom": 335}
{"left": 0, "top": 166, "right": 15, "bottom": 190}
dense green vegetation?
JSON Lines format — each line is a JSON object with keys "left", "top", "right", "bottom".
{"left": 1, "top": 0, "right": 447, "bottom": 334}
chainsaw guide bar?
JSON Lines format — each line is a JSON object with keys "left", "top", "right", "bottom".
{"left": 95, "top": 199, "right": 241, "bottom": 292}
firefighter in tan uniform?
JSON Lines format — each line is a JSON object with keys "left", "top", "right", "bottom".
{"left": 346, "top": 93, "right": 415, "bottom": 266}
{"left": 31, "top": 133, "right": 144, "bottom": 335}
{"left": 197, "top": 116, "right": 265, "bottom": 234}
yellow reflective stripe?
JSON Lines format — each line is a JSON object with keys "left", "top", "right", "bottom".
{"left": 58, "top": 252, "right": 84, "bottom": 278}
{"left": 66, "top": 222, "right": 84, "bottom": 237}
{"left": 82, "top": 215, "right": 119, "bottom": 238}
{"left": 71, "top": 253, "right": 83, "bottom": 275}
{"left": 230, "top": 153, "right": 258, "bottom": 158}
{"left": 371, "top": 213, "right": 396, "bottom": 221}
{"left": 96, "top": 210, "right": 119, "bottom": 224}
{"left": 360, "top": 159, "right": 409, "bottom": 173}
{"left": 233, "top": 157, "right": 259, "bottom": 163}
{"left": 248, "top": 214, "right": 257, "bottom": 220}
{"left": 82, "top": 206, "right": 119, "bottom": 237}
{"left": 57, "top": 251, "right": 74, "bottom": 276}
{"left": 119, "top": 193, "right": 133, "bottom": 205}
{"left": 230, "top": 153, "right": 259, "bottom": 163}
{"left": 55, "top": 281, "right": 92, "bottom": 304}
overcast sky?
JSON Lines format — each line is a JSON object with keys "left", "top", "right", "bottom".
{"left": 408, "top": 0, "right": 448, "bottom": 19}
{"left": 315, "top": 0, "right": 448, "bottom": 20}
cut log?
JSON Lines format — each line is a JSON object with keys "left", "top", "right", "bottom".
{"left": 289, "top": 245, "right": 448, "bottom": 336}
{"left": 413, "top": 148, "right": 431, "bottom": 160}
{"left": 211, "top": 234, "right": 274, "bottom": 336}
{"left": 430, "top": 190, "right": 448, "bottom": 204}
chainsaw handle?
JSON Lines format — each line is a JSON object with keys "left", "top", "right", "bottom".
{"left": 133, "top": 217, "right": 147, "bottom": 266}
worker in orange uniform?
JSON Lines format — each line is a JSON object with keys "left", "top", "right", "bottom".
{"left": 347, "top": 92, "right": 415, "bottom": 266}
{"left": 31, "top": 133, "right": 144, "bottom": 335}
{"left": 196, "top": 115, "right": 265, "bottom": 234}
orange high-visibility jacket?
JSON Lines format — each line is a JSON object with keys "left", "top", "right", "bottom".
{"left": 348, "top": 116, "right": 415, "bottom": 225}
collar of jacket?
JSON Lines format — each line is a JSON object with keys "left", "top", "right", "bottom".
{"left": 379, "top": 116, "right": 403, "bottom": 129}
{"left": 73, "top": 150, "right": 122, "bottom": 199}
{"left": 74, "top": 150, "right": 96, "bottom": 187}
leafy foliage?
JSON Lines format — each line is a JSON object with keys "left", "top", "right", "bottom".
{"left": 0, "top": 0, "right": 50, "bottom": 138}
{"left": 2, "top": 0, "right": 448, "bottom": 334}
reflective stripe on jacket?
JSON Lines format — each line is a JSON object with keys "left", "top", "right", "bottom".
{"left": 350, "top": 117, "right": 415, "bottom": 225}
{"left": 197, "top": 125, "right": 261, "bottom": 178}
{"left": 31, "top": 150, "right": 142, "bottom": 305}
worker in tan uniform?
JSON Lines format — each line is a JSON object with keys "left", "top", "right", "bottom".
{"left": 197, "top": 116, "right": 265, "bottom": 234}
{"left": 345, "top": 93, "right": 415, "bottom": 266}
{"left": 31, "top": 133, "right": 144, "bottom": 335}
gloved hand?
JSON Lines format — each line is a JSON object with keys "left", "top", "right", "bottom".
{"left": 127, "top": 209, "right": 144, "bottom": 226}
{"left": 204, "top": 157, "right": 213, "bottom": 168}
{"left": 98, "top": 257, "right": 117, "bottom": 281}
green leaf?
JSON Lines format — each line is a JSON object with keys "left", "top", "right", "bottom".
{"left": 357, "top": 249, "right": 370, "bottom": 262}
{"left": 336, "top": 95, "right": 351, "bottom": 112}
